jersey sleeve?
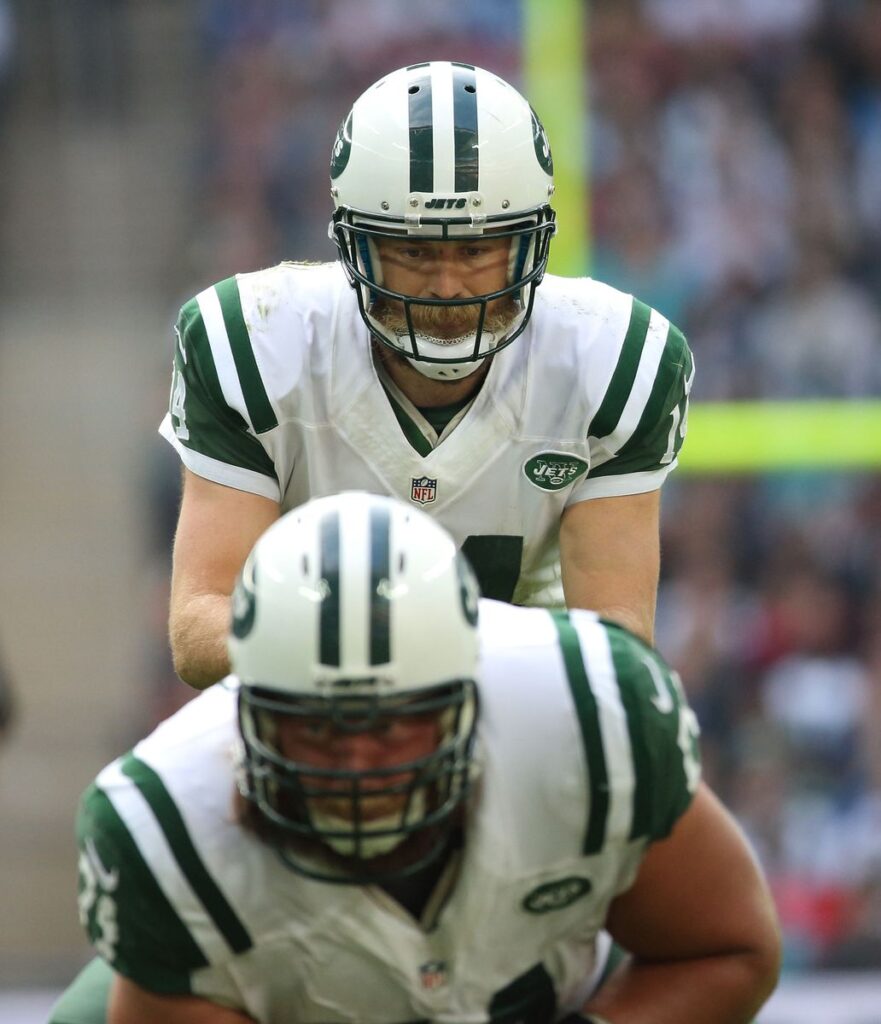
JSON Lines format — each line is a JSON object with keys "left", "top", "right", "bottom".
{"left": 604, "top": 622, "right": 701, "bottom": 842}
{"left": 159, "top": 281, "right": 281, "bottom": 500}
{"left": 572, "top": 302, "right": 694, "bottom": 502}
{"left": 76, "top": 779, "right": 207, "bottom": 995}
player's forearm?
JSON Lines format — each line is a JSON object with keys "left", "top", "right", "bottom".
{"left": 581, "top": 947, "right": 781, "bottom": 1024}
{"left": 169, "top": 594, "right": 232, "bottom": 689}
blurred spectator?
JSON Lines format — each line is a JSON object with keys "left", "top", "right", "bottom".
{"left": 744, "top": 240, "right": 881, "bottom": 397}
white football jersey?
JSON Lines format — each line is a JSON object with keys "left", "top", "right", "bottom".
{"left": 160, "top": 263, "right": 693, "bottom": 605}
{"left": 77, "top": 604, "right": 700, "bottom": 1023}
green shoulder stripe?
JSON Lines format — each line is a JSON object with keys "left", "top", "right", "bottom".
{"left": 178, "top": 297, "right": 242, "bottom": 427}
{"left": 612, "top": 320, "right": 690, "bottom": 463}
{"left": 120, "top": 753, "right": 253, "bottom": 955}
{"left": 174, "top": 298, "right": 279, "bottom": 480}
{"left": 586, "top": 321, "right": 692, "bottom": 480}
{"left": 587, "top": 297, "right": 652, "bottom": 440}
{"left": 215, "top": 276, "right": 279, "bottom": 434}
{"left": 550, "top": 611, "right": 609, "bottom": 855}
{"left": 76, "top": 783, "right": 204, "bottom": 994}
{"left": 605, "top": 624, "right": 701, "bottom": 841}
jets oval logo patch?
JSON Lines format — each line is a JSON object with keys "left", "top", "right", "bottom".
{"left": 522, "top": 876, "right": 592, "bottom": 914}
{"left": 523, "top": 452, "right": 589, "bottom": 492}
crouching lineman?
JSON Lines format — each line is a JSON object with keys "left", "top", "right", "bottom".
{"left": 65, "top": 492, "right": 780, "bottom": 1024}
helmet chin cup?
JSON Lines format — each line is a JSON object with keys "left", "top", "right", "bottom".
{"left": 404, "top": 355, "right": 485, "bottom": 381}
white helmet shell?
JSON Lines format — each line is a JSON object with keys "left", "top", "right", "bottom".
{"left": 228, "top": 491, "right": 480, "bottom": 694}
{"left": 329, "top": 62, "right": 556, "bottom": 380}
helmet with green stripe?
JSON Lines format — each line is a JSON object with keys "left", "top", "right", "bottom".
{"left": 230, "top": 491, "right": 480, "bottom": 883}
{"left": 329, "top": 61, "right": 556, "bottom": 380}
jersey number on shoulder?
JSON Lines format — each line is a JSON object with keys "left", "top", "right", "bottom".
{"left": 170, "top": 361, "right": 190, "bottom": 441}
{"left": 661, "top": 358, "right": 694, "bottom": 465}
{"left": 643, "top": 655, "right": 701, "bottom": 793}
{"left": 461, "top": 535, "right": 523, "bottom": 602}
{"left": 78, "top": 844, "right": 120, "bottom": 962}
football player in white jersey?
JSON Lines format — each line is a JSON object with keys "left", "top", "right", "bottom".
{"left": 161, "top": 61, "right": 695, "bottom": 689}
{"left": 61, "top": 493, "right": 779, "bottom": 1024}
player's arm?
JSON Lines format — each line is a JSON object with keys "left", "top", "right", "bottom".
{"left": 109, "top": 973, "right": 254, "bottom": 1024}
{"left": 559, "top": 490, "right": 660, "bottom": 645}
{"left": 170, "top": 469, "right": 279, "bottom": 688}
{"left": 581, "top": 783, "right": 782, "bottom": 1024}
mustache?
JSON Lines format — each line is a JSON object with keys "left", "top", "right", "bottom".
{"left": 373, "top": 297, "right": 521, "bottom": 340}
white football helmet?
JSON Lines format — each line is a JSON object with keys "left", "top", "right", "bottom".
{"left": 329, "top": 61, "right": 556, "bottom": 380}
{"left": 230, "top": 491, "right": 480, "bottom": 883}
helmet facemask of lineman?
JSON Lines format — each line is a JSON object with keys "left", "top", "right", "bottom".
{"left": 230, "top": 492, "right": 480, "bottom": 884}
{"left": 329, "top": 61, "right": 556, "bottom": 381}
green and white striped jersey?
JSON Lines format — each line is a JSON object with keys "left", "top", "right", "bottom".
{"left": 77, "top": 603, "right": 700, "bottom": 1023}
{"left": 159, "top": 263, "right": 693, "bottom": 607}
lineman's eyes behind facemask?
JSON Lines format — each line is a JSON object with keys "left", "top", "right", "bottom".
{"left": 329, "top": 61, "right": 556, "bottom": 381}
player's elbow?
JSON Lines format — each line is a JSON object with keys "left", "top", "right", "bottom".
{"left": 735, "top": 900, "right": 784, "bottom": 1011}
{"left": 168, "top": 603, "right": 230, "bottom": 690}
{"left": 171, "top": 644, "right": 223, "bottom": 690}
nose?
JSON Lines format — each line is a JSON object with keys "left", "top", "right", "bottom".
{"left": 427, "top": 249, "right": 467, "bottom": 300}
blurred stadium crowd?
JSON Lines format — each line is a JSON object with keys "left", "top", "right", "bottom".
{"left": 140, "top": 0, "right": 881, "bottom": 974}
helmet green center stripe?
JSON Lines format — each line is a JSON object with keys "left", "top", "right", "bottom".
{"left": 319, "top": 510, "right": 341, "bottom": 666}
{"left": 452, "top": 63, "right": 479, "bottom": 192}
{"left": 369, "top": 505, "right": 391, "bottom": 665}
{"left": 407, "top": 66, "right": 434, "bottom": 193}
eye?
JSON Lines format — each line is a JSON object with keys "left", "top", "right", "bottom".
{"left": 302, "top": 718, "right": 331, "bottom": 739}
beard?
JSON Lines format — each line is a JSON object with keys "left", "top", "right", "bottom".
{"left": 372, "top": 295, "right": 522, "bottom": 343}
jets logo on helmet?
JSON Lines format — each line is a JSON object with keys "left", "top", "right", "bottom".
{"left": 329, "top": 61, "right": 556, "bottom": 381}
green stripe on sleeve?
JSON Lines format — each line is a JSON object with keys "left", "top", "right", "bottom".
{"left": 214, "top": 276, "right": 279, "bottom": 434}
{"left": 602, "top": 623, "right": 700, "bottom": 841}
{"left": 120, "top": 754, "right": 253, "bottom": 955}
{"left": 606, "top": 629, "right": 654, "bottom": 841}
{"left": 174, "top": 299, "right": 279, "bottom": 480}
{"left": 587, "top": 320, "right": 692, "bottom": 480}
{"left": 550, "top": 611, "right": 609, "bottom": 855}
{"left": 587, "top": 297, "right": 652, "bottom": 439}
{"left": 76, "top": 783, "right": 204, "bottom": 994}
{"left": 613, "top": 320, "right": 686, "bottom": 463}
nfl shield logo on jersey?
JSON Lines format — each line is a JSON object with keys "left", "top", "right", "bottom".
{"left": 419, "top": 959, "right": 448, "bottom": 990}
{"left": 410, "top": 476, "right": 437, "bottom": 505}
